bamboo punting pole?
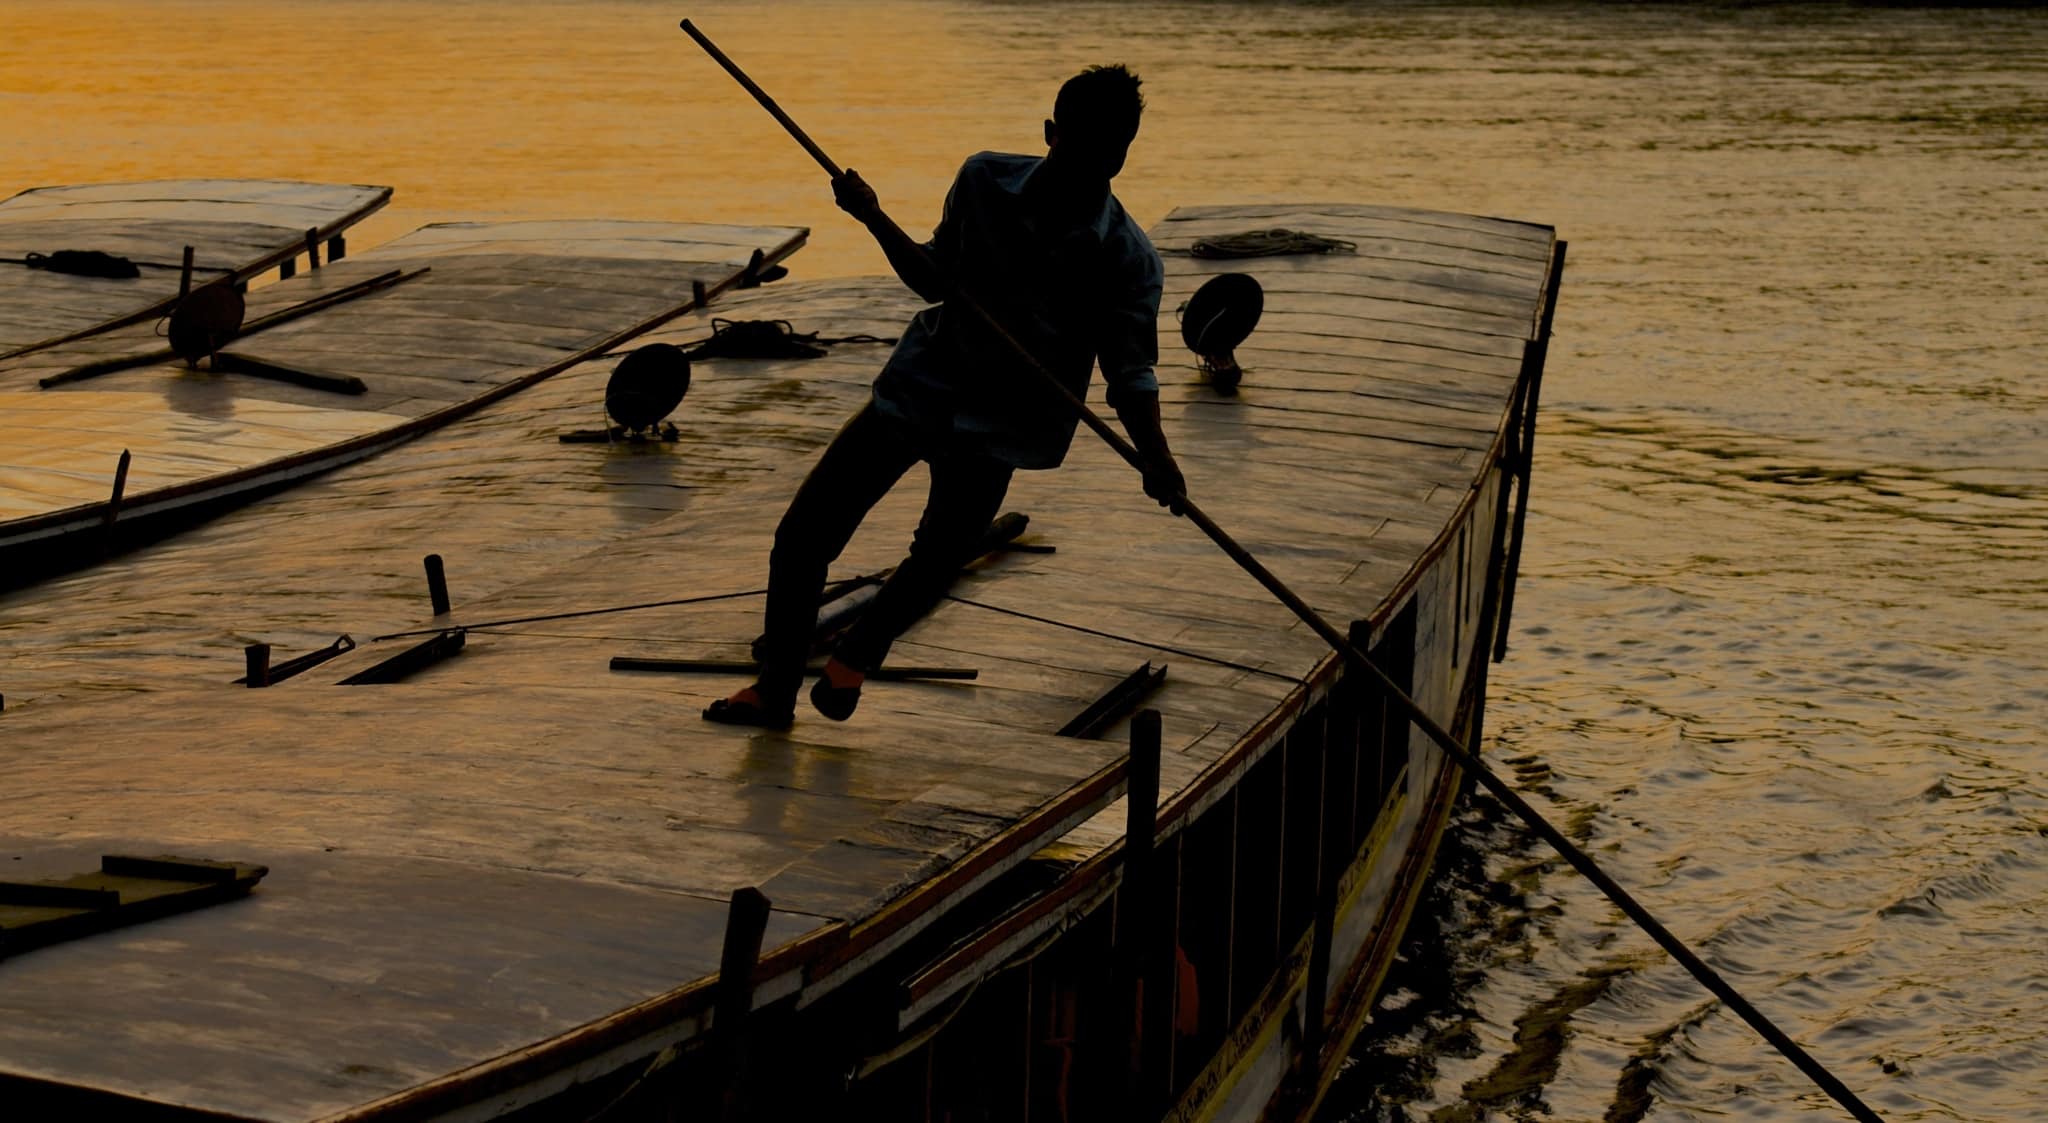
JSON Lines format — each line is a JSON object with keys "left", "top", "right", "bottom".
{"left": 679, "top": 19, "right": 1885, "bottom": 1122}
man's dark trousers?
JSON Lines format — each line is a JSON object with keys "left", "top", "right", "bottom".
{"left": 757, "top": 401, "right": 1015, "bottom": 703}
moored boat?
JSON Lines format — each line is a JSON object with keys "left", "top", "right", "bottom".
{"left": 0, "top": 201, "right": 1561, "bottom": 1122}
{"left": 0, "top": 179, "right": 392, "bottom": 360}
{"left": 0, "top": 219, "right": 806, "bottom": 587}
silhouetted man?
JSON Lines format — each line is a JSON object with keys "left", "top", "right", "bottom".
{"left": 705, "top": 64, "right": 1182, "bottom": 728}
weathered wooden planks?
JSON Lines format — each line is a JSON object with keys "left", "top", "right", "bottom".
{"left": 0, "top": 680, "right": 1126, "bottom": 1121}
{"left": 0, "top": 179, "right": 393, "bottom": 359}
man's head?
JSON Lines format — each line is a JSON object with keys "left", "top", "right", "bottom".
{"left": 1044, "top": 64, "right": 1144, "bottom": 185}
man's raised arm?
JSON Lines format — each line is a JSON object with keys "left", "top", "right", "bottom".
{"left": 833, "top": 170, "right": 948, "bottom": 303}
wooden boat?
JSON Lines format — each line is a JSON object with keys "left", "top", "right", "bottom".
{"left": 0, "top": 203, "right": 1562, "bottom": 1122}
{"left": 0, "top": 179, "right": 392, "bottom": 360}
{"left": 0, "top": 219, "right": 806, "bottom": 586}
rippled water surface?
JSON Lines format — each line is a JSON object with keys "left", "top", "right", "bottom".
{"left": 5, "top": 2, "right": 2046, "bottom": 1119}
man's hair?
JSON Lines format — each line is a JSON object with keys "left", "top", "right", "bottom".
{"left": 1055, "top": 64, "right": 1144, "bottom": 141}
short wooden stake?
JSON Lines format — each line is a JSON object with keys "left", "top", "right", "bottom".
{"left": 177, "top": 245, "right": 195, "bottom": 299}
{"left": 1058, "top": 661, "right": 1166, "bottom": 739}
{"left": 325, "top": 234, "right": 346, "bottom": 262}
{"left": 244, "top": 644, "right": 271, "bottom": 688}
{"left": 424, "top": 554, "right": 451, "bottom": 616}
{"left": 715, "top": 886, "right": 772, "bottom": 1122}
{"left": 1303, "top": 752, "right": 1338, "bottom": 1074}
{"left": 692, "top": 278, "right": 708, "bottom": 307}
{"left": 336, "top": 628, "right": 465, "bottom": 685}
{"left": 232, "top": 634, "right": 355, "bottom": 685}
{"left": 103, "top": 449, "right": 131, "bottom": 528}
{"left": 304, "top": 227, "right": 321, "bottom": 270}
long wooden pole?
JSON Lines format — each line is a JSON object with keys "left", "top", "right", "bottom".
{"left": 678, "top": 21, "right": 1883, "bottom": 1122}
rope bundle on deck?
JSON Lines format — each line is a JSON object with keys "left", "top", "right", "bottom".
{"left": 11, "top": 250, "right": 142, "bottom": 278}
{"left": 1187, "top": 228, "right": 1357, "bottom": 259}
{"left": 681, "top": 317, "right": 895, "bottom": 361}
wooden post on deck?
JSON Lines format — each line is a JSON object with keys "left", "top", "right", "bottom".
{"left": 102, "top": 449, "right": 131, "bottom": 528}
{"left": 715, "top": 886, "right": 772, "bottom": 1122}
{"left": 304, "top": 227, "right": 321, "bottom": 270}
{"left": 244, "top": 644, "right": 271, "bottom": 689}
{"left": 326, "top": 234, "right": 347, "bottom": 262}
{"left": 1117, "top": 709, "right": 1166, "bottom": 1116}
{"left": 1494, "top": 240, "right": 1567, "bottom": 662}
{"left": 424, "top": 554, "right": 451, "bottom": 616}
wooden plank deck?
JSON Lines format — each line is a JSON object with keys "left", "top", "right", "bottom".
{"left": 0, "top": 220, "right": 806, "bottom": 570}
{"left": 0, "top": 179, "right": 393, "bottom": 359}
{"left": 0, "top": 204, "right": 1556, "bottom": 1120}
{"left": 0, "top": 687, "right": 1126, "bottom": 1121}
{"left": 0, "top": 276, "right": 912, "bottom": 711}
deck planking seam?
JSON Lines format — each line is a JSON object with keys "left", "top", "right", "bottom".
{"left": 1178, "top": 393, "right": 1502, "bottom": 434}
{"left": 1159, "top": 379, "right": 1506, "bottom": 421}
{"left": 1166, "top": 281, "right": 1535, "bottom": 334}
{"left": 1168, "top": 253, "right": 1542, "bottom": 308}
{"left": 1158, "top": 202, "right": 1553, "bottom": 245}
{"left": 1236, "top": 305, "right": 1530, "bottom": 348}
{"left": 1230, "top": 338, "right": 1520, "bottom": 379}
{"left": 1152, "top": 211, "right": 1552, "bottom": 263}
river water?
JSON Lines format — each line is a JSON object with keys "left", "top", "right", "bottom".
{"left": 4, "top": 2, "right": 2044, "bottom": 1120}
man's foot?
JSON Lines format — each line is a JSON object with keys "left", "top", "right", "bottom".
{"left": 809, "top": 658, "right": 866, "bottom": 721}
{"left": 703, "top": 685, "right": 795, "bottom": 730}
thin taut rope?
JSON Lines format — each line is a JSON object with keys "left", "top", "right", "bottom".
{"left": 369, "top": 587, "right": 769, "bottom": 642}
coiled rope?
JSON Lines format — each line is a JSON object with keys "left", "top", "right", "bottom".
{"left": 1188, "top": 228, "right": 1358, "bottom": 260}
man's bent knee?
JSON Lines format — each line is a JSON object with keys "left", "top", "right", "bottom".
{"left": 770, "top": 517, "right": 831, "bottom": 573}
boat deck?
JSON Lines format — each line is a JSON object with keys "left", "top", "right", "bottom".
{"left": 0, "top": 204, "right": 1558, "bottom": 1120}
{"left": 0, "top": 179, "right": 391, "bottom": 359}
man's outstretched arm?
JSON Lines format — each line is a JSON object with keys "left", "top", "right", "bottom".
{"left": 833, "top": 170, "right": 948, "bottom": 303}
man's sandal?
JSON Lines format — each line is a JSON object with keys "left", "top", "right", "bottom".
{"left": 703, "top": 694, "right": 795, "bottom": 730}
{"left": 809, "top": 660, "right": 865, "bottom": 722}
